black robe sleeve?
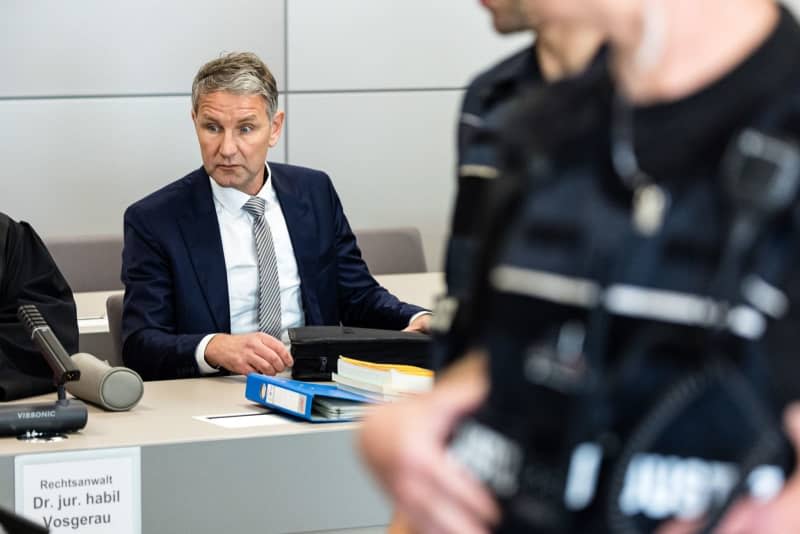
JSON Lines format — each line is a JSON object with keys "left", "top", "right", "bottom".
{"left": 0, "top": 213, "right": 78, "bottom": 401}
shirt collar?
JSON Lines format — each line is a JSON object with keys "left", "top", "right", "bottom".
{"left": 209, "top": 162, "right": 273, "bottom": 216}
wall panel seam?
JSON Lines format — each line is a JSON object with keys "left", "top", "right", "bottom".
{"left": 284, "top": 0, "right": 290, "bottom": 162}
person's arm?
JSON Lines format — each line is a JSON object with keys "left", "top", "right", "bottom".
{"left": 403, "top": 312, "right": 432, "bottom": 333}
{"left": 120, "top": 207, "right": 207, "bottom": 380}
{"left": 0, "top": 216, "right": 79, "bottom": 400}
{"left": 1, "top": 220, "right": 79, "bottom": 354}
{"left": 322, "top": 175, "right": 429, "bottom": 331}
{"left": 359, "top": 352, "right": 500, "bottom": 534}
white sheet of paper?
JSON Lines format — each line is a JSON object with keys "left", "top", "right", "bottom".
{"left": 193, "top": 412, "right": 287, "bottom": 428}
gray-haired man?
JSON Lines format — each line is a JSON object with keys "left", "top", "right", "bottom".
{"left": 121, "top": 52, "right": 430, "bottom": 381}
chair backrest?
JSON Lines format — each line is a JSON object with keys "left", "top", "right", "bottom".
{"left": 46, "top": 236, "right": 124, "bottom": 292}
{"left": 105, "top": 293, "right": 125, "bottom": 368}
{"left": 353, "top": 227, "right": 427, "bottom": 275}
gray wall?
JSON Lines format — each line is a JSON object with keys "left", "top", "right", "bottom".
{"left": 3, "top": 1, "right": 797, "bottom": 271}
{"left": 0, "top": 0, "right": 530, "bottom": 271}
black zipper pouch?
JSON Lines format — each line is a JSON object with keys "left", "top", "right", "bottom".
{"left": 288, "top": 326, "right": 432, "bottom": 381}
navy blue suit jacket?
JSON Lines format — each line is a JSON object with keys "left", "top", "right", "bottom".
{"left": 121, "top": 163, "right": 425, "bottom": 380}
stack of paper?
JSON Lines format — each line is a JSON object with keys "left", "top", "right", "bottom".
{"left": 332, "top": 356, "right": 434, "bottom": 401}
{"left": 313, "top": 397, "right": 370, "bottom": 419}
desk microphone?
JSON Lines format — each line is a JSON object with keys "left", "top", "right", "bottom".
{"left": 17, "top": 305, "right": 80, "bottom": 384}
{"left": 66, "top": 353, "right": 143, "bottom": 411}
{"left": 0, "top": 306, "right": 88, "bottom": 438}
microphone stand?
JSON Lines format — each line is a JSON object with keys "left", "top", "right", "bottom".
{"left": 0, "top": 306, "right": 89, "bottom": 439}
{"left": 0, "top": 383, "right": 88, "bottom": 441}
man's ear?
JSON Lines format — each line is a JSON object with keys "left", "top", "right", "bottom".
{"left": 269, "top": 110, "right": 285, "bottom": 147}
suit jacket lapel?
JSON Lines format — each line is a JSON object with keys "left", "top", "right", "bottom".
{"left": 271, "top": 164, "right": 322, "bottom": 324}
{"left": 177, "top": 169, "right": 231, "bottom": 332}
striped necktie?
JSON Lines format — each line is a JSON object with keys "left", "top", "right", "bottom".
{"left": 242, "top": 196, "right": 283, "bottom": 338}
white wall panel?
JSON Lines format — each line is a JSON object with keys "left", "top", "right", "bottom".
{"left": 286, "top": 91, "right": 462, "bottom": 271}
{"left": 0, "top": 95, "right": 286, "bottom": 239}
{"left": 287, "top": 0, "right": 531, "bottom": 91}
{"left": 0, "top": 0, "right": 286, "bottom": 97}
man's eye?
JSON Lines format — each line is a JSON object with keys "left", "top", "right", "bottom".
{"left": 240, "top": 125, "right": 254, "bottom": 134}
{"left": 205, "top": 123, "right": 221, "bottom": 133}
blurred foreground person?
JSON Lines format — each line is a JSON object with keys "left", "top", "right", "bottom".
{"left": 363, "top": 0, "right": 800, "bottom": 532}
{"left": 445, "top": 0, "right": 603, "bottom": 304}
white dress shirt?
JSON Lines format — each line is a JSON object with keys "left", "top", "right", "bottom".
{"left": 195, "top": 163, "right": 305, "bottom": 374}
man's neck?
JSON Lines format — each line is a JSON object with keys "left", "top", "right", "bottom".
{"left": 240, "top": 167, "right": 267, "bottom": 197}
{"left": 536, "top": 24, "right": 604, "bottom": 82}
{"left": 611, "top": 0, "right": 779, "bottom": 104}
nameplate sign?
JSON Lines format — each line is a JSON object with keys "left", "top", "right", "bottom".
{"left": 15, "top": 447, "right": 141, "bottom": 533}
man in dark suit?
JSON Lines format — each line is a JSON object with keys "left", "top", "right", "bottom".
{"left": 122, "top": 52, "right": 430, "bottom": 381}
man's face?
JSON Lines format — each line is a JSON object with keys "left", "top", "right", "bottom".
{"left": 192, "top": 91, "right": 284, "bottom": 195}
{"left": 480, "top": 0, "right": 530, "bottom": 34}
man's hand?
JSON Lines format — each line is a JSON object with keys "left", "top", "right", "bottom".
{"left": 657, "top": 402, "right": 800, "bottom": 534}
{"left": 204, "top": 332, "right": 293, "bottom": 375}
{"left": 403, "top": 313, "right": 432, "bottom": 334}
{"left": 359, "top": 353, "right": 500, "bottom": 534}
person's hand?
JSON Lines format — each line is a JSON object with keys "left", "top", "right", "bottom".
{"left": 657, "top": 402, "right": 800, "bottom": 534}
{"left": 359, "top": 353, "right": 500, "bottom": 534}
{"left": 403, "top": 313, "right": 432, "bottom": 334}
{"left": 204, "top": 332, "right": 293, "bottom": 375}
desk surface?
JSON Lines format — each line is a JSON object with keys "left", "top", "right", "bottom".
{"left": 0, "top": 378, "right": 389, "bottom": 533}
{"left": 75, "top": 271, "right": 445, "bottom": 335}
{"left": 0, "top": 376, "right": 355, "bottom": 457}
{"left": 13, "top": 272, "right": 444, "bottom": 532}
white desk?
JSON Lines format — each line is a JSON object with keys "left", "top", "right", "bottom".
{"left": 75, "top": 291, "right": 117, "bottom": 334}
{"left": 0, "top": 377, "right": 389, "bottom": 533}
{"left": 76, "top": 271, "right": 445, "bottom": 335}
{"left": 373, "top": 271, "right": 444, "bottom": 311}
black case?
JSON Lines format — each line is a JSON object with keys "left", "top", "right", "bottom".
{"left": 289, "top": 326, "right": 432, "bottom": 380}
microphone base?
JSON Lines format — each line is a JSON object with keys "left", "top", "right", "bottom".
{"left": 0, "top": 399, "right": 88, "bottom": 437}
